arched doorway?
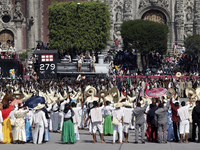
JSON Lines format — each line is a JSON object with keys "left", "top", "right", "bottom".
{"left": 142, "top": 10, "right": 167, "bottom": 24}
{"left": 0, "top": 30, "right": 14, "bottom": 50}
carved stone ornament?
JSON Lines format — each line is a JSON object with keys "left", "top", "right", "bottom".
{"left": 0, "top": 0, "right": 12, "bottom": 17}
{"left": 124, "top": 0, "right": 132, "bottom": 13}
{"left": 139, "top": 0, "right": 169, "bottom": 9}
{"left": 13, "top": 1, "right": 24, "bottom": 21}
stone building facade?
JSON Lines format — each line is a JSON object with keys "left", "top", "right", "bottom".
{"left": 0, "top": 0, "right": 200, "bottom": 53}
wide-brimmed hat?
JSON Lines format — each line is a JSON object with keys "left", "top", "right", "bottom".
{"left": 176, "top": 72, "right": 181, "bottom": 78}
{"left": 185, "top": 87, "right": 196, "bottom": 98}
{"left": 85, "top": 96, "right": 99, "bottom": 103}
{"left": 118, "top": 94, "right": 126, "bottom": 102}
{"left": 34, "top": 103, "right": 45, "bottom": 110}
{"left": 196, "top": 86, "right": 200, "bottom": 100}
{"left": 84, "top": 86, "right": 97, "bottom": 97}
{"left": 167, "top": 88, "right": 176, "bottom": 96}
{"left": 123, "top": 101, "right": 132, "bottom": 107}
{"left": 114, "top": 102, "right": 123, "bottom": 108}
{"left": 104, "top": 94, "right": 114, "bottom": 103}
{"left": 98, "top": 90, "right": 109, "bottom": 98}
{"left": 127, "top": 95, "right": 136, "bottom": 103}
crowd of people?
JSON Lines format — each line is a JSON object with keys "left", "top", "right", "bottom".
{"left": 0, "top": 73, "right": 199, "bottom": 145}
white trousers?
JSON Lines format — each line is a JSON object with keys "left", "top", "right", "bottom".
{"left": 113, "top": 123, "right": 123, "bottom": 143}
{"left": 33, "top": 124, "right": 44, "bottom": 144}
{"left": 59, "top": 113, "right": 64, "bottom": 131}
{"left": 52, "top": 112, "right": 59, "bottom": 131}
{"left": 0, "top": 124, "right": 3, "bottom": 141}
{"left": 49, "top": 112, "right": 53, "bottom": 131}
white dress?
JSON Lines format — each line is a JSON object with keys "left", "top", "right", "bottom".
{"left": 13, "top": 109, "right": 28, "bottom": 142}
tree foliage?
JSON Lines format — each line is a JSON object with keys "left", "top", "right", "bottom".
{"left": 121, "top": 20, "right": 169, "bottom": 55}
{"left": 184, "top": 34, "right": 200, "bottom": 57}
{"left": 48, "top": 1, "right": 110, "bottom": 52}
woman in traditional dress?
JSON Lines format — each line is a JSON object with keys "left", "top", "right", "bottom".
{"left": 13, "top": 104, "right": 29, "bottom": 144}
{"left": 24, "top": 107, "right": 33, "bottom": 142}
{"left": 61, "top": 103, "right": 76, "bottom": 144}
{"left": 103, "top": 101, "right": 114, "bottom": 135}
{"left": 1, "top": 104, "right": 13, "bottom": 143}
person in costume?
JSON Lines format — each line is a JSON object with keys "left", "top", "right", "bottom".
{"left": 123, "top": 102, "right": 133, "bottom": 143}
{"left": 24, "top": 107, "right": 33, "bottom": 142}
{"left": 61, "top": 103, "right": 76, "bottom": 144}
{"left": 103, "top": 100, "right": 114, "bottom": 135}
{"left": 32, "top": 103, "right": 48, "bottom": 144}
{"left": 13, "top": 104, "right": 29, "bottom": 144}
{"left": 112, "top": 103, "right": 124, "bottom": 144}
{"left": 90, "top": 101, "right": 105, "bottom": 143}
{"left": 1, "top": 104, "right": 13, "bottom": 143}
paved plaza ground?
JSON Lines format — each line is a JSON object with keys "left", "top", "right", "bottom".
{"left": 1, "top": 129, "right": 200, "bottom": 150}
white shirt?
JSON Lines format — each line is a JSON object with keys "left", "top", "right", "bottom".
{"left": 0, "top": 111, "right": 3, "bottom": 123}
{"left": 60, "top": 100, "right": 70, "bottom": 111}
{"left": 90, "top": 107, "right": 103, "bottom": 123}
{"left": 123, "top": 107, "right": 133, "bottom": 124}
{"left": 104, "top": 105, "right": 114, "bottom": 116}
{"left": 90, "top": 56, "right": 96, "bottom": 64}
{"left": 64, "top": 110, "right": 72, "bottom": 118}
{"left": 177, "top": 105, "right": 190, "bottom": 121}
{"left": 25, "top": 110, "right": 33, "bottom": 125}
{"left": 72, "top": 107, "right": 81, "bottom": 124}
{"left": 33, "top": 110, "right": 48, "bottom": 127}
{"left": 112, "top": 108, "right": 124, "bottom": 123}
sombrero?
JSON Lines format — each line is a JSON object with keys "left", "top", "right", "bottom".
{"left": 185, "top": 87, "right": 196, "bottom": 98}
{"left": 176, "top": 72, "right": 181, "bottom": 78}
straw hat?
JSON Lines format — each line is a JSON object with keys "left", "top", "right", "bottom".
{"left": 84, "top": 86, "right": 97, "bottom": 97}
{"left": 104, "top": 94, "right": 114, "bottom": 103}
{"left": 196, "top": 86, "right": 200, "bottom": 100}
{"left": 123, "top": 101, "right": 133, "bottom": 107}
{"left": 13, "top": 91, "right": 24, "bottom": 99}
{"left": 86, "top": 96, "right": 99, "bottom": 103}
{"left": 109, "top": 87, "right": 120, "bottom": 98}
{"left": 127, "top": 95, "right": 136, "bottom": 103}
{"left": 98, "top": 90, "right": 109, "bottom": 98}
{"left": 114, "top": 103, "right": 123, "bottom": 108}
{"left": 185, "top": 87, "right": 196, "bottom": 98}
{"left": 118, "top": 94, "right": 126, "bottom": 102}
{"left": 176, "top": 72, "right": 181, "bottom": 78}
{"left": 34, "top": 103, "right": 45, "bottom": 110}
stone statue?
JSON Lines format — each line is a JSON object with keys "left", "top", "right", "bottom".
{"left": 124, "top": 0, "right": 131, "bottom": 13}
{"left": 186, "top": 7, "right": 192, "bottom": 22}
{"left": 13, "top": 2, "right": 23, "bottom": 20}
{"left": 116, "top": 9, "right": 122, "bottom": 22}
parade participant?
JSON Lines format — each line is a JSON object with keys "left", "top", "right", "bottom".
{"left": 170, "top": 95, "right": 180, "bottom": 142}
{"left": 155, "top": 100, "right": 169, "bottom": 143}
{"left": 123, "top": 101, "right": 133, "bottom": 143}
{"left": 61, "top": 103, "right": 76, "bottom": 144}
{"left": 90, "top": 53, "right": 96, "bottom": 72}
{"left": 90, "top": 101, "right": 105, "bottom": 143}
{"left": 177, "top": 101, "right": 190, "bottom": 143}
{"left": 32, "top": 103, "right": 48, "bottom": 145}
{"left": 24, "top": 107, "right": 33, "bottom": 142}
{"left": 0, "top": 103, "right": 4, "bottom": 143}
{"left": 1, "top": 104, "right": 13, "bottom": 143}
{"left": 147, "top": 103, "right": 158, "bottom": 142}
{"left": 51, "top": 102, "right": 60, "bottom": 132}
{"left": 112, "top": 103, "right": 123, "bottom": 144}
{"left": 132, "top": 100, "right": 148, "bottom": 144}
{"left": 13, "top": 104, "right": 29, "bottom": 144}
{"left": 191, "top": 101, "right": 199, "bottom": 142}
{"left": 103, "top": 99, "right": 114, "bottom": 135}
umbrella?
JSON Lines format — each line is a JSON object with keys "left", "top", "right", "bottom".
{"left": 36, "top": 40, "right": 43, "bottom": 43}
{"left": 146, "top": 88, "right": 167, "bottom": 98}
{"left": 25, "top": 96, "right": 45, "bottom": 108}
{"left": 10, "top": 99, "right": 22, "bottom": 106}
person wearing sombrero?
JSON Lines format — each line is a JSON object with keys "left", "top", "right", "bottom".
{"left": 32, "top": 103, "right": 48, "bottom": 145}
{"left": 13, "top": 103, "right": 29, "bottom": 144}
{"left": 61, "top": 103, "right": 76, "bottom": 144}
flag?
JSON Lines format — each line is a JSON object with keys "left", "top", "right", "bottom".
{"left": 128, "top": 74, "right": 130, "bottom": 85}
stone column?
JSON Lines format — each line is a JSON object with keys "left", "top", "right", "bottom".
{"left": 175, "top": 0, "right": 184, "bottom": 45}
{"left": 194, "top": 0, "right": 200, "bottom": 34}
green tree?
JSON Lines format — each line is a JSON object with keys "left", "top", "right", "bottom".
{"left": 184, "top": 34, "right": 200, "bottom": 71}
{"left": 121, "top": 20, "right": 169, "bottom": 72}
{"left": 48, "top": 1, "right": 110, "bottom": 53}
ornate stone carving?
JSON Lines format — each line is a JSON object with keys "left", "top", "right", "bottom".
{"left": 124, "top": 0, "right": 132, "bottom": 13}
{"left": 0, "top": 0, "right": 12, "bottom": 18}
{"left": 194, "top": 0, "right": 200, "bottom": 34}
{"left": 184, "top": 24, "right": 193, "bottom": 38}
{"left": 116, "top": 7, "right": 122, "bottom": 22}
{"left": 13, "top": 0, "right": 24, "bottom": 28}
{"left": 139, "top": 0, "right": 169, "bottom": 9}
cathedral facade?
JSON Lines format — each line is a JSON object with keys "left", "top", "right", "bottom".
{"left": 0, "top": 0, "right": 200, "bottom": 53}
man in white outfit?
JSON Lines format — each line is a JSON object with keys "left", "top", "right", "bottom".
{"left": 32, "top": 103, "right": 48, "bottom": 144}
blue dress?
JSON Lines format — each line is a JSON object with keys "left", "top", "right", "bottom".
{"left": 44, "top": 126, "right": 50, "bottom": 142}
{"left": 167, "top": 111, "right": 174, "bottom": 141}
{"left": 25, "top": 119, "right": 33, "bottom": 141}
